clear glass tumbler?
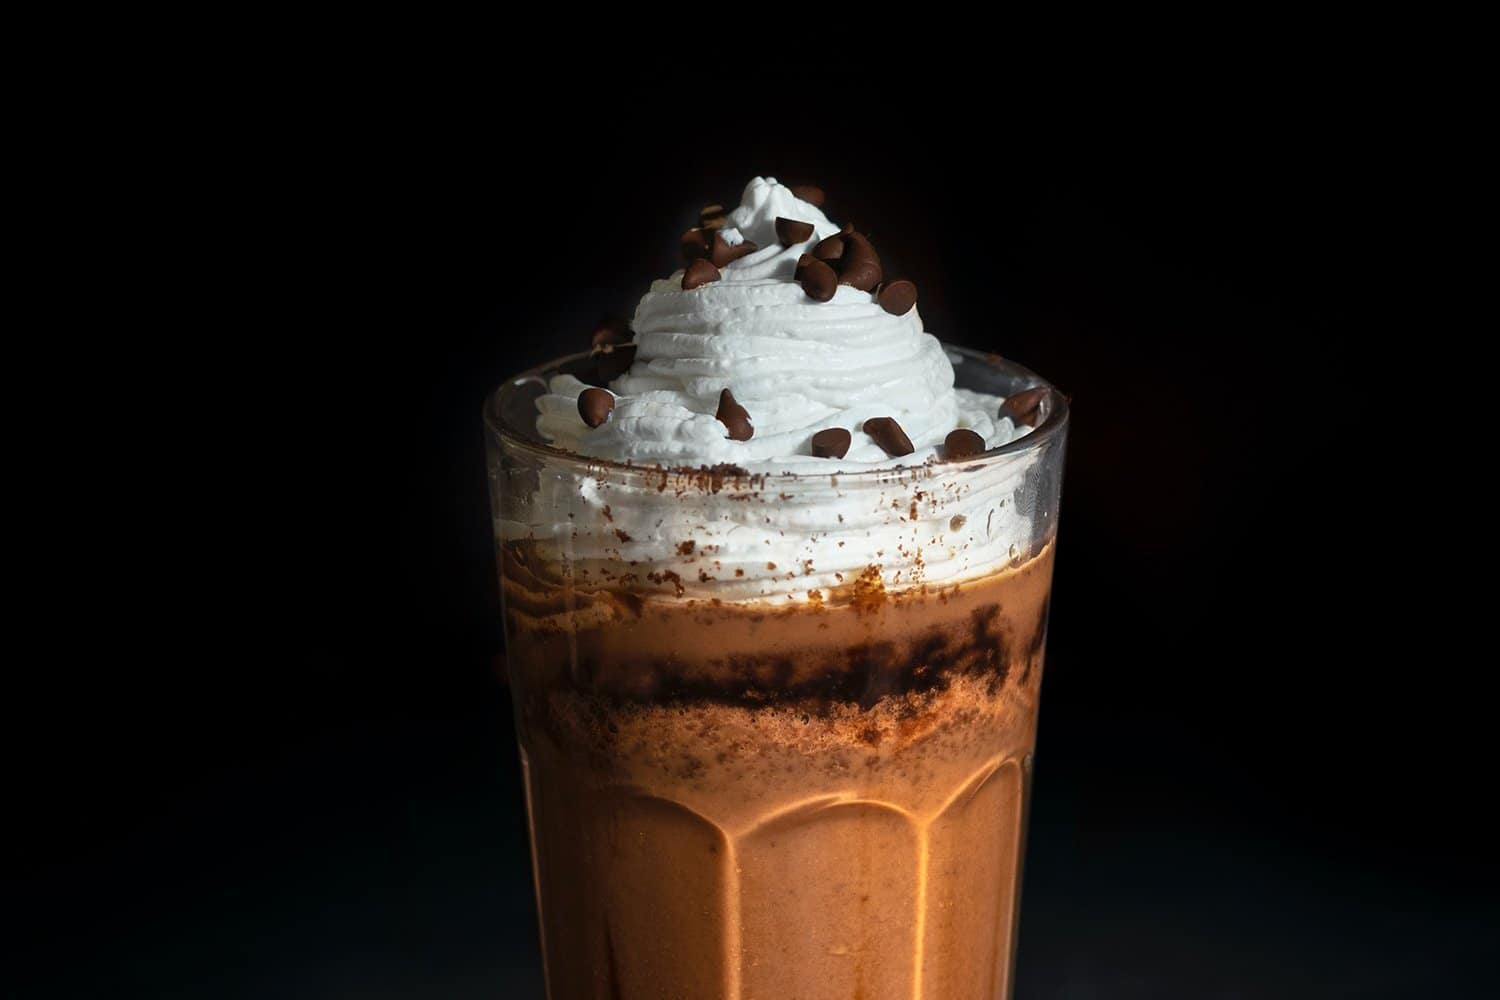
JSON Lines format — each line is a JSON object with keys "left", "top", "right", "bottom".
{"left": 486, "top": 345, "right": 1067, "bottom": 1000}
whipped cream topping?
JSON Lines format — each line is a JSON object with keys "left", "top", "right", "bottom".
{"left": 536, "top": 177, "right": 1031, "bottom": 470}
{"left": 512, "top": 451, "right": 1041, "bottom": 603}
{"left": 515, "top": 177, "right": 1049, "bottom": 603}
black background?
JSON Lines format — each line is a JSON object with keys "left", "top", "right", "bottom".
{"left": 20, "top": 69, "right": 1488, "bottom": 997}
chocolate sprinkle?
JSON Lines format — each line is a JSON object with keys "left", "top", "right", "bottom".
{"left": 775, "top": 216, "right": 815, "bottom": 246}
{"left": 557, "top": 354, "right": 604, "bottom": 386}
{"left": 790, "top": 184, "right": 825, "bottom": 207}
{"left": 710, "top": 231, "right": 758, "bottom": 267}
{"left": 877, "top": 280, "right": 918, "bottom": 316}
{"left": 578, "top": 387, "right": 615, "bottom": 428}
{"left": 680, "top": 227, "right": 711, "bottom": 263}
{"left": 999, "top": 386, "right": 1049, "bottom": 427}
{"left": 590, "top": 317, "right": 631, "bottom": 348}
{"left": 811, "top": 234, "right": 845, "bottom": 263}
{"left": 810, "top": 427, "right": 851, "bottom": 459}
{"left": 716, "top": 388, "right": 754, "bottom": 441}
{"left": 863, "top": 416, "right": 914, "bottom": 457}
{"left": 837, "top": 232, "right": 882, "bottom": 291}
{"left": 796, "top": 253, "right": 838, "bottom": 302}
{"left": 683, "top": 258, "right": 720, "bottom": 290}
{"left": 944, "top": 428, "right": 985, "bottom": 459}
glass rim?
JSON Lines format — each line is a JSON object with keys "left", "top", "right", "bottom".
{"left": 485, "top": 341, "right": 1069, "bottom": 484}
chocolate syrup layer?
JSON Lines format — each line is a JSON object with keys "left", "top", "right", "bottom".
{"left": 502, "top": 542, "right": 1053, "bottom": 710}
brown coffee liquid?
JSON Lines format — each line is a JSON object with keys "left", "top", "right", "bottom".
{"left": 503, "top": 544, "right": 1053, "bottom": 1000}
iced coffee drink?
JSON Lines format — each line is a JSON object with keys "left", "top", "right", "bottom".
{"left": 487, "top": 177, "right": 1067, "bottom": 999}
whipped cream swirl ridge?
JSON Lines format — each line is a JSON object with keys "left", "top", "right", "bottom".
{"left": 515, "top": 177, "right": 1046, "bottom": 604}
{"left": 536, "top": 177, "right": 1025, "bottom": 470}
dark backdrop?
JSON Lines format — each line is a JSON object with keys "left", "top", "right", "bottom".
{"left": 23, "top": 73, "right": 1486, "bottom": 997}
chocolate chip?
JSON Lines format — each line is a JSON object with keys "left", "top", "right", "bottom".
{"left": 998, "top": 386, "right": 1049, "bottom": 427}
{"left": 681, "top": 227, "right": 711, "bottom": 263}
{"left": 837, "top": 232, "right": 882, "bottom": 291}
{"left": 716, "top": 388, "right": 754, "bottom": 441}
{"left": 811, "top": 234, "right": 845, "bottom": 263}
{"left": 700, "top": 204, "right": 728, "bottom": 230}
{"left": 810, "top": 427, "right": 851, "bottom": 459}
{"left": 710, "top": 230, "right": 758, "bottom": 267}
{"left": 863, "top": 416, "right": 913, "bottom": 457}
{"left": 944, "top": 428, "right": 985, "bottom": 459}
{"left": 795, "top": 254, "right": 838, "bottom": 302}
{"left": 775, "top": 217, "right": 815, "bottom": 246}
{"left": 877, "top": 280, "right": 917, "bottom": 316}
{"left": 790, "top": 184, "right": 825, "bottom": 207}
{"left": 590, "top": 317, "right": 631, "bottom": 349}
{"left": 558, "top": 354, "right": 605, "bottom": 386}
{"left": 578, "top": 387, "right": 615, "bottom": 428}
{"left": 683, "top": 258, "right": 720, "bottom": 290}
{"left": 594, "top": 343, "right": 636, "bottom": 382}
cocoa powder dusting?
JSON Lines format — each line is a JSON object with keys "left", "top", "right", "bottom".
{"left": 851, "top": 564, "right": 887, "bottom": 613}
{"left": 646, "top": 570, "right": 687, "bottom": 597}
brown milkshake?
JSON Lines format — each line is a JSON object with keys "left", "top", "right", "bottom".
{"left": 487, "top": 177, "right": 1068, "bottom": 998}
{"left": 505, "top": 539, "right": 1052, "bottom": 999}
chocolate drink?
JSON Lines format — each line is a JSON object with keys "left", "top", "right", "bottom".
{"left": 504, "top": 539, "right": 1053, "bottom": 999}
{"left": 487, "top": 177, "right": 1068, "bottom": 998}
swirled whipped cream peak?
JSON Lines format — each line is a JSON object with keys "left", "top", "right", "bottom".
{"left": 535, "top": 176, "right": 1032, "bottom": 471}
{"left": 515, "top": 177, "right": 1050, "bottom": 603}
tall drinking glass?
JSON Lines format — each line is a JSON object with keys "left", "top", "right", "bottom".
{"left": 487, "top": 345, "right": 1067, "bottom": 999}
